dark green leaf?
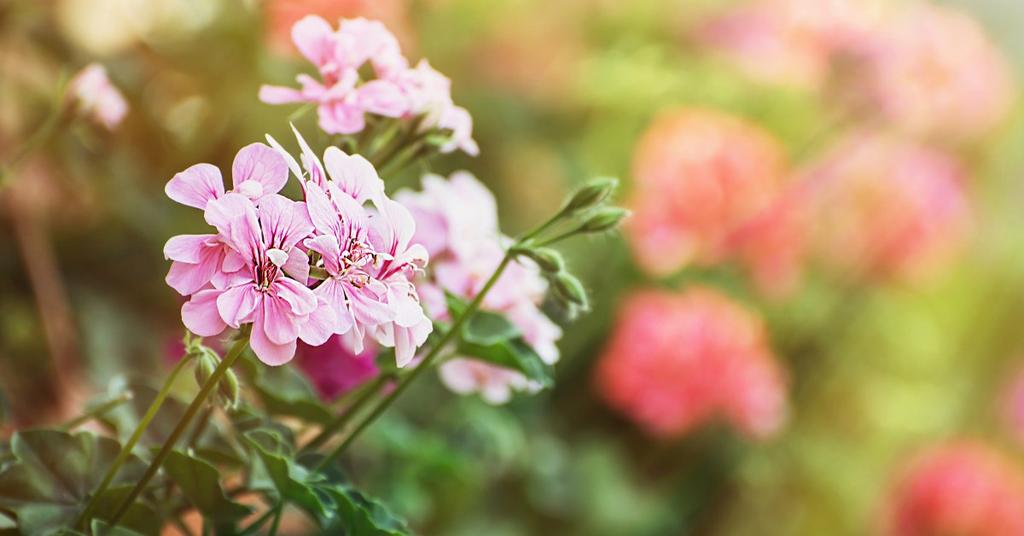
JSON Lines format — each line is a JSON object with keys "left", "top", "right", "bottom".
{"left": 319, "top": 485, "right": 408, "bottom": 536}
{"left": 91, "top": 519, "right": 146, "bottom": 536}
{"left": 248, "top": 360, "right": 334, "bottom": 425}
{"left": 0, "top": 429, "right": 150, "bottom": 536}
{"left": 243, "top": 430, "right": 329, "bottom": 520}
{"left": 98, "top": 380, "right": 188, "bottom": 449}
{"left": 163, "top": 451, "right": 251, "bottom": 521}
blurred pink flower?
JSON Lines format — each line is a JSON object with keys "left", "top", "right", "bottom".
{"left": 265, "top": 0, "right": 412, "bottom": 55}
{"left": 595, "top": 287, "right": 787, "bottom": 440}
{"left": 726, "top": 192, "right": 808, "bottom": 298}
{"left": 67, "top": 63, "right": 128, "bottom": 130}
{"left": 398, "top": 172, "right": 561, "bottom": 403}
{"left": 295, "top": 335, "right": 379, "bottom": 401}
{"left": 804, "top": 132, "right": 972, "bottom": 283}
{"left": 1000, "top": 364, "right": 1024, "bottom": 446}
{"left": 698, "top": 0, "right": 882, "bottom": 89}
{"left": 881, "top": 441, "right": 1024, "bottom": 536}
{"left": 626, "top": 108, "right": 787, "bottom": 276}
{"left": 861, "top": 3, "right": 1014, "bottom": 141}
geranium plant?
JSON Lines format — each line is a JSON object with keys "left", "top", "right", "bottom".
{"left": 0, "top": 15, "right": 624, "bottom": 536}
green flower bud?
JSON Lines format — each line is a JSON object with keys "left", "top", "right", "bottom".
{"left": 220, "top": 368, "right": 240, "bottom": 409}
{"left": 552, "top": 272, "right": 588, "bottom": 308}
{"left": 193, "top": 350, "right": 218, "bottom": 390}
{"left": 579, "top": 207, "right": 630, "bottom": 233}
{"left": 513, "top": 247, "right": 565, "bottom": 273}
{"left": 564, "top": 177, "right": 618, "bottom": 212}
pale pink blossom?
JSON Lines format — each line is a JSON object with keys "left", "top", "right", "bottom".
{"left": 259, "top": 16, "right": 478, "bottom": 154}
{"left": 594, "top": 287, "right": 787, "bottom": 440}
{"left": 398, "top": 172, "right": 561, "bottom": 402}
{"left": 626, "top": 108, "right": 788, "bottom": 276}
{"left": 804, "top": 132, "right": 972, "bottom": 283}
{"left": 163, "top": 143, "right": 291, "bottom": 295}
{"left": 881, "top": 441, "right": 1024, "bottom": 536}
{"left": 861, "top": 3, "right": 1015, "bottom": 140}
{"left": 67, "top": 63, "right": 128, "bottom": 129}
{"left": 180, "top": 193, "right": 319, "bottom": 365}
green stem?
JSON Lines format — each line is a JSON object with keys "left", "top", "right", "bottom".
{"left": 0, "top": 75, "right": 71, "bottom": 192}
{"left": 517, "top": 207, "right": 571, "bottom": 244}
{"left": 287, "top": 103, "right": 314, "bottom": 122}
{"left": 533, "top": 225, "right": 584, "bottom": 248}
{"left": 313, "top": 252, "right": 516, "bottom": 470}
{"left": 75, "top": 353, "right": 195, "bottom": 529}
{"left": 238, "top": 503, "right": 282, "bottom": 536}
{"left": 299, "top": 373, "right": 390, "bottom": 454}
{"left": 269, "top": 505, "right": 282, "bottom": 536}
{"left": 107, "top": 330, "right": 251, "bottom": 525}
{"left": 59, "top": 391, "right": 133, "bottom": 431}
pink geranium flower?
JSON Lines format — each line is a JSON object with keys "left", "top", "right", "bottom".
{"left": 594, "top": 287, "right": 787, "bottom": 439}
{"left": 295, "top": 335, "right": 379, "bottom": 401}
{"left": 163, "top": 143, "right": 291, "bottom": 295}
{"left": 625, "top": 108, "right": 788, "bottom": 276}
{"left": 180, "top": 193, "right": 319, "bottom": 365}
{"left": 68, "top": 63, "right": 128, "bottom": 130}
{"left": 259, "top": 16, "right": 478, "bottom": 154}
{"left": 803, "top": 132, "right": 972, "bottom": 283}
{"left": 398, "top": 172, "right": 560, "bottom": 403}
{"left": 880, "top": 441, "right": 1024, "bottom": 536}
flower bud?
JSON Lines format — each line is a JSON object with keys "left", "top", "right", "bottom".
{"left": 193, "top": 350, "right": 218, "bottom": 390}
{"left": 579, "top": 207, "right": 630, "bottom": 233}
{"left": 565, "top": 177, "right": 618, "bottom": 212}
{"left": 514, "top": 247, "right": 565, "bottom": 273}
{"left": 219, "top": 368, "right": 240, "bottom": 409}
{"left": 552, "top": 272, "right": 589, "bottom": 308}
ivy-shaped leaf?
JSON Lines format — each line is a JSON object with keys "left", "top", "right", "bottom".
{"left": 445, "top": 294, "right": 555, "bottom": 387}
{"left": 98, "top": 380, "right": 188, "bottom": 449}
{"left": 318, "top": 485, "right": 408, "bottom": 536}
{"left": 163, "top": 451, "right": 251, "bottom": 522}
{"left": 0, "top": 429, "right": 154, "bottom": 536}
{"left": 243, "top": 430, "right": 329, "bottom": 520}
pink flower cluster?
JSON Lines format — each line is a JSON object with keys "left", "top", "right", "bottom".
{"left": 881, "top": 442, "right": 1024, "bottom": 536}
{"left": 398, "top": 172, "right": 562, "bottom": 404}
{"left": 259, "top": 15, "right": 477, "bottom": 155}
{"left": 163, "top": 130, "right": 431, "bottom": 366}
{"left": 701, "top": 1, "right": 1014, "bottom": 140}
{"left": 625, "top": 107, "right": 801, "bottom": 296}
{"left": 68, "top": 63, "right": 128, "bottom": 130}
{"left": 595, "top": 287, "right": 787, "bottom": 440}
{"left": 803, "top": 132, "right": 971, "bottom": 282}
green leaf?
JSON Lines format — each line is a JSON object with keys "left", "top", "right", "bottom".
{"left": 163, "top": 451, "right": 251, "bottom": 521}
{"left": 0, "top": 429, "right": 152, "bottom": 536}
{"left": 91, "top": 519, "right": 146, "bottom": 536}
{"left": 445, "top": 294, "right": 555, "bottom": 388}
{"left": 98, "top": 380, "right": 188, "bottom": 449}
{"left": 319, "top": 485, "right": 408, "bottom": 536}
{"left": 246, "top": 358, "right": 334, "bottom": 425}
{"left": 243, "top": 430, "right": 329, "bottom": 520}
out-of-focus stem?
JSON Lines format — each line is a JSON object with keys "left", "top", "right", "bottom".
{"left": 299, "top": 373, "right": 391, "bottom": 454}
{"left": 107, "top": 330, "right": 251, "bottom": 525}
{"left": 59, "top": 390, "right": 133, "bottom": 431}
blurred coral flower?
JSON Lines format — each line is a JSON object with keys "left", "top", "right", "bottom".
{"left": 803, "top": 132, "right": 972, "bottom": 283}
{"left": 67, "top": 63, "right": 128, "bottom": 130}
{"left": 881, "top": 442, "right": 1024, "bottom": 536}
{"left": 626, "top": 108, "right": 787, "bottom": 277}
{"left": 595, "top": 287, "right": 787, "bottom": 440}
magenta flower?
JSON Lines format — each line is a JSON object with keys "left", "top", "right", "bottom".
{"left": 68, "top": 63, "right": 128, "bottom": 130}
{"left": 296, "top": 335, "right": 380, "bottom": 401}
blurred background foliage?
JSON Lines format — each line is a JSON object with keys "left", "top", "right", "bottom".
{"left": 2, "top": 0, "right": 1024, "bottom": 534}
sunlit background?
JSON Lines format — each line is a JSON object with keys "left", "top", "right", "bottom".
{"left": 3, "top": 0, "right": 1024, "bottom": 534}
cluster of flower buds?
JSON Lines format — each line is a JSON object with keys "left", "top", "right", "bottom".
{"left": 184, "top": 334, "right": 240, "bottom": 409}
{"left": 513, "top": 177, "right": 628, "bottom": 316}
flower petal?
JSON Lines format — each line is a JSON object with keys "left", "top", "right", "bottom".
{"left": 182, "top": 289, "right": 227, "bottom": 337}
{"left": 232, "top": 143, "right": 289, "bottom": 199}
{"left": 166, "top": 163, "right": 224, "bottom": 210}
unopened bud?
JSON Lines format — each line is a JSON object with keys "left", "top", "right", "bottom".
{"left": 564, "top": 177, "right": 618, "bottom": 212}
{"left": 579, "top": 207, "right": 630, "bottom": 233}
{"left": 514, "top": 247, "right": 565, "bottom": 273}
{"left": 220, "top": 368, "right": 240, "bottom": 409}
{"left": 193, "top": 350, "right": 218, "bottom": 389}
{"left": 552, "top": 272, "right": 588, "bottom": 308}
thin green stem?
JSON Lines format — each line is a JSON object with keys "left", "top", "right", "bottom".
{"left": 287, "top": 103, "right": 314, "bottom": 122}
{"left": 107, "top": 330, "right": 251, "bottom": 525}
{"left": 238, "top": 503, "right": 282, "bottom": 536}
{"left": 299, "top": 374, "right": 390, "bottom": 454}
{"left": 0, "top": 74, "right": 71, "bottom": 192}
{"left": 76, "top": 353, "right": 195, "bottom": 529}
{"left": 517, "top": 208, "right": 570, "bottom": 244}
{"left": 59, "top": 391, "right": 133, "bottom": 431}
{"left": 533, "top": 225, "right": 585, "bottom": 248}
{"left": 269, "top": 505, "right": 282, "bottom": 536}
{"left": 313, "top": 252, "right": 516, "bottom": 470}
{"left": 171, "top": 516, "right": 196, "bottom": 536}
